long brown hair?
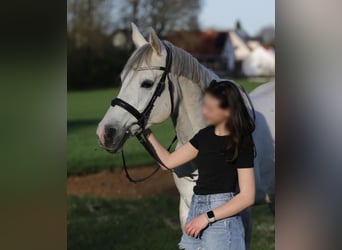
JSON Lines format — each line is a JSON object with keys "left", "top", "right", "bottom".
{"left": 205, "top": 80, "right": 256, "bottom": 162}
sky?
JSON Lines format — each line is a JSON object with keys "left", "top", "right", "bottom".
{"left": 199, "top": 0, "right": 275, "bottom": 36}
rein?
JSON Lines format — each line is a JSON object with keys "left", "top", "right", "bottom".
{"left": 111, "top": 41, "right": 177, "bottom": 183}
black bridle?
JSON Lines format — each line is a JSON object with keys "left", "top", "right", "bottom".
{"left": 110, "top": 41, "right": 177, "bottom": 183}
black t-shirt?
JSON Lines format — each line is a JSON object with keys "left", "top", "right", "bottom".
{"left": 189, "top": 125, "right": 254, "bottom": 195}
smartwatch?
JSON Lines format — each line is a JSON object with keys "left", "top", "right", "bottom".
{"left": 206, "top": 210, "right": 216, "bottom": 223}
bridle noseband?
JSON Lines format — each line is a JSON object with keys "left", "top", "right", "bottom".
{"left": 110, "top": 41, "right": 177, "bottom": 183}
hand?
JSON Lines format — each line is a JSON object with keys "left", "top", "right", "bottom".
{"left": 185, "top": 214, "right": 209, "bottom": 237}
{"left": 143, "top": 128, "right": 152, "bottom": 138}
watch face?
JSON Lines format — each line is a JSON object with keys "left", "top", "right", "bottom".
{"left": 207, "top": 211, "right": 215, "bottom": 218}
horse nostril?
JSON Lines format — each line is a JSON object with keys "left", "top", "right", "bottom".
{"left": 104, "top": 126, "right": 116, "bottom": 145}
{"left": 107, "top": 127, "right": 116, "bottom": 137}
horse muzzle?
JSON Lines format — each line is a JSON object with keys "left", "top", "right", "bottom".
{"left": 97, "top": 123, "right": 141, "bottom": 153}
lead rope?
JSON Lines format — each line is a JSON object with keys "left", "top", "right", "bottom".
{"left": 121, "top": 134, "right": 177, "bottom": 183}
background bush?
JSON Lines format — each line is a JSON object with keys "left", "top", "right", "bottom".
{"left": 67, "top": 33, "right": 131, "bottom": 90}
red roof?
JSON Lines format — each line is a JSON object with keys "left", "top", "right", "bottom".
{"left": 167, "top": 29, "right": 228, "bottom": 55}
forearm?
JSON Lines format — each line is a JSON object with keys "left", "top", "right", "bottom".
{"left": 213, "top": 193, "right": 255, "bottom": 221}
{"left": 145, "top": 129, "right": 198, "bottom": 169}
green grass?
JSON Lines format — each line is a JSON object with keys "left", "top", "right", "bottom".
{"left": 67, "top": 79, "right": 266, "bottom": 175}
{"left": 251, "top": 205, "right": 275, "bottom": 250}
{"left": 68, "top": 195, "right": 274, "bottom": 250}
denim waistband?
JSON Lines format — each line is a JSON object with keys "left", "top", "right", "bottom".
{"left": 193, "top": 192, "right": 235, "bottom": 202}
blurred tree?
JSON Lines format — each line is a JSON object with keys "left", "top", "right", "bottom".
{"left": 67, "top": 0, "right": 202, "bottom": 89}
{"left": 235, "top": 20, "right": 241, "bottom": 30}
{"left": 235, "top": 19, "right": 249, "bottom": 42}
{"left": 67, "top": 0, "right": 130, "bottom": 90}
{"left": 118, "top": 0, "right": 201, "bottom": 36}
{"left": 68, "top": 0, "right": 114, "bottom": 48}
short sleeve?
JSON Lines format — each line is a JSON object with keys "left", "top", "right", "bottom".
{"left": 189, "top": 129, "right": 202, "bottom": 150}
{"left": 235, "top": 135, "right": 255, "bottom": 168}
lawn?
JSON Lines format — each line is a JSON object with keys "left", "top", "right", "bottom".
{"left": 67, "top": 79, "right": 267, "bottom": 175}
{"left": 68, "top": 195, "right": 274, "bottom": 250}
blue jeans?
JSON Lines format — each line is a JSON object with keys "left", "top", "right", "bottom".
{"left": 178, "top": 192, "right": 246, "bottom": 250}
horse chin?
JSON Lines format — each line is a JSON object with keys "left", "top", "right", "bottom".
{"left": 105, "top": 147, "right": 122, "bottom": 154}
{"left": 103, "top": 133, "right": 131, "bottom": 154}
{"left": 104, "top": 143, "right": 124, "bottom": 154}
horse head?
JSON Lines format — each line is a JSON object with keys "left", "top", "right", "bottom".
{"left": 96, "top": 23, "right": 174, "bottom": 153}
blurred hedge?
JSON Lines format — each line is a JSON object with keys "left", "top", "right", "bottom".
{"left": 67, "top": 33, "right": 131, "bottom": 90}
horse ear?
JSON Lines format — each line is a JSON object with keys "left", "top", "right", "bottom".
{"left": 149, "top": 28, "right": 163, "bottom": 55}
{"left": 131, "top": 22, "right": 147, "bottom": 48}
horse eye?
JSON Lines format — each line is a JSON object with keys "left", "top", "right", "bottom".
{"left": 141, "top": 80, "right": 154, "bottom": 88}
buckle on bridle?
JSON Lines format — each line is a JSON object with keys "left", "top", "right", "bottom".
{"left": 125, "top": 122, "right": 143, "bottom": 137}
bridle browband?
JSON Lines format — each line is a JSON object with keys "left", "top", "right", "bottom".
{"left": 110, "top": 41, "right": 177, "bottom": 183}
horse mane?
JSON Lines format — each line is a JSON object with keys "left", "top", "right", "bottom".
{"left": 122, "top": 40, "right": 218, "bottom": 89}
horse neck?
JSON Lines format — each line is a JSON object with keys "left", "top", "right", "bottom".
{"left": 171, "top": 75, "right": 215, "bottom": 145}
{"left": 163, "top": 43, "right": 220, "bottom": 144}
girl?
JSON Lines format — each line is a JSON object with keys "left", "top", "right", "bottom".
{"left": 145, "top": 79, "right": 256, "bottom": 250}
